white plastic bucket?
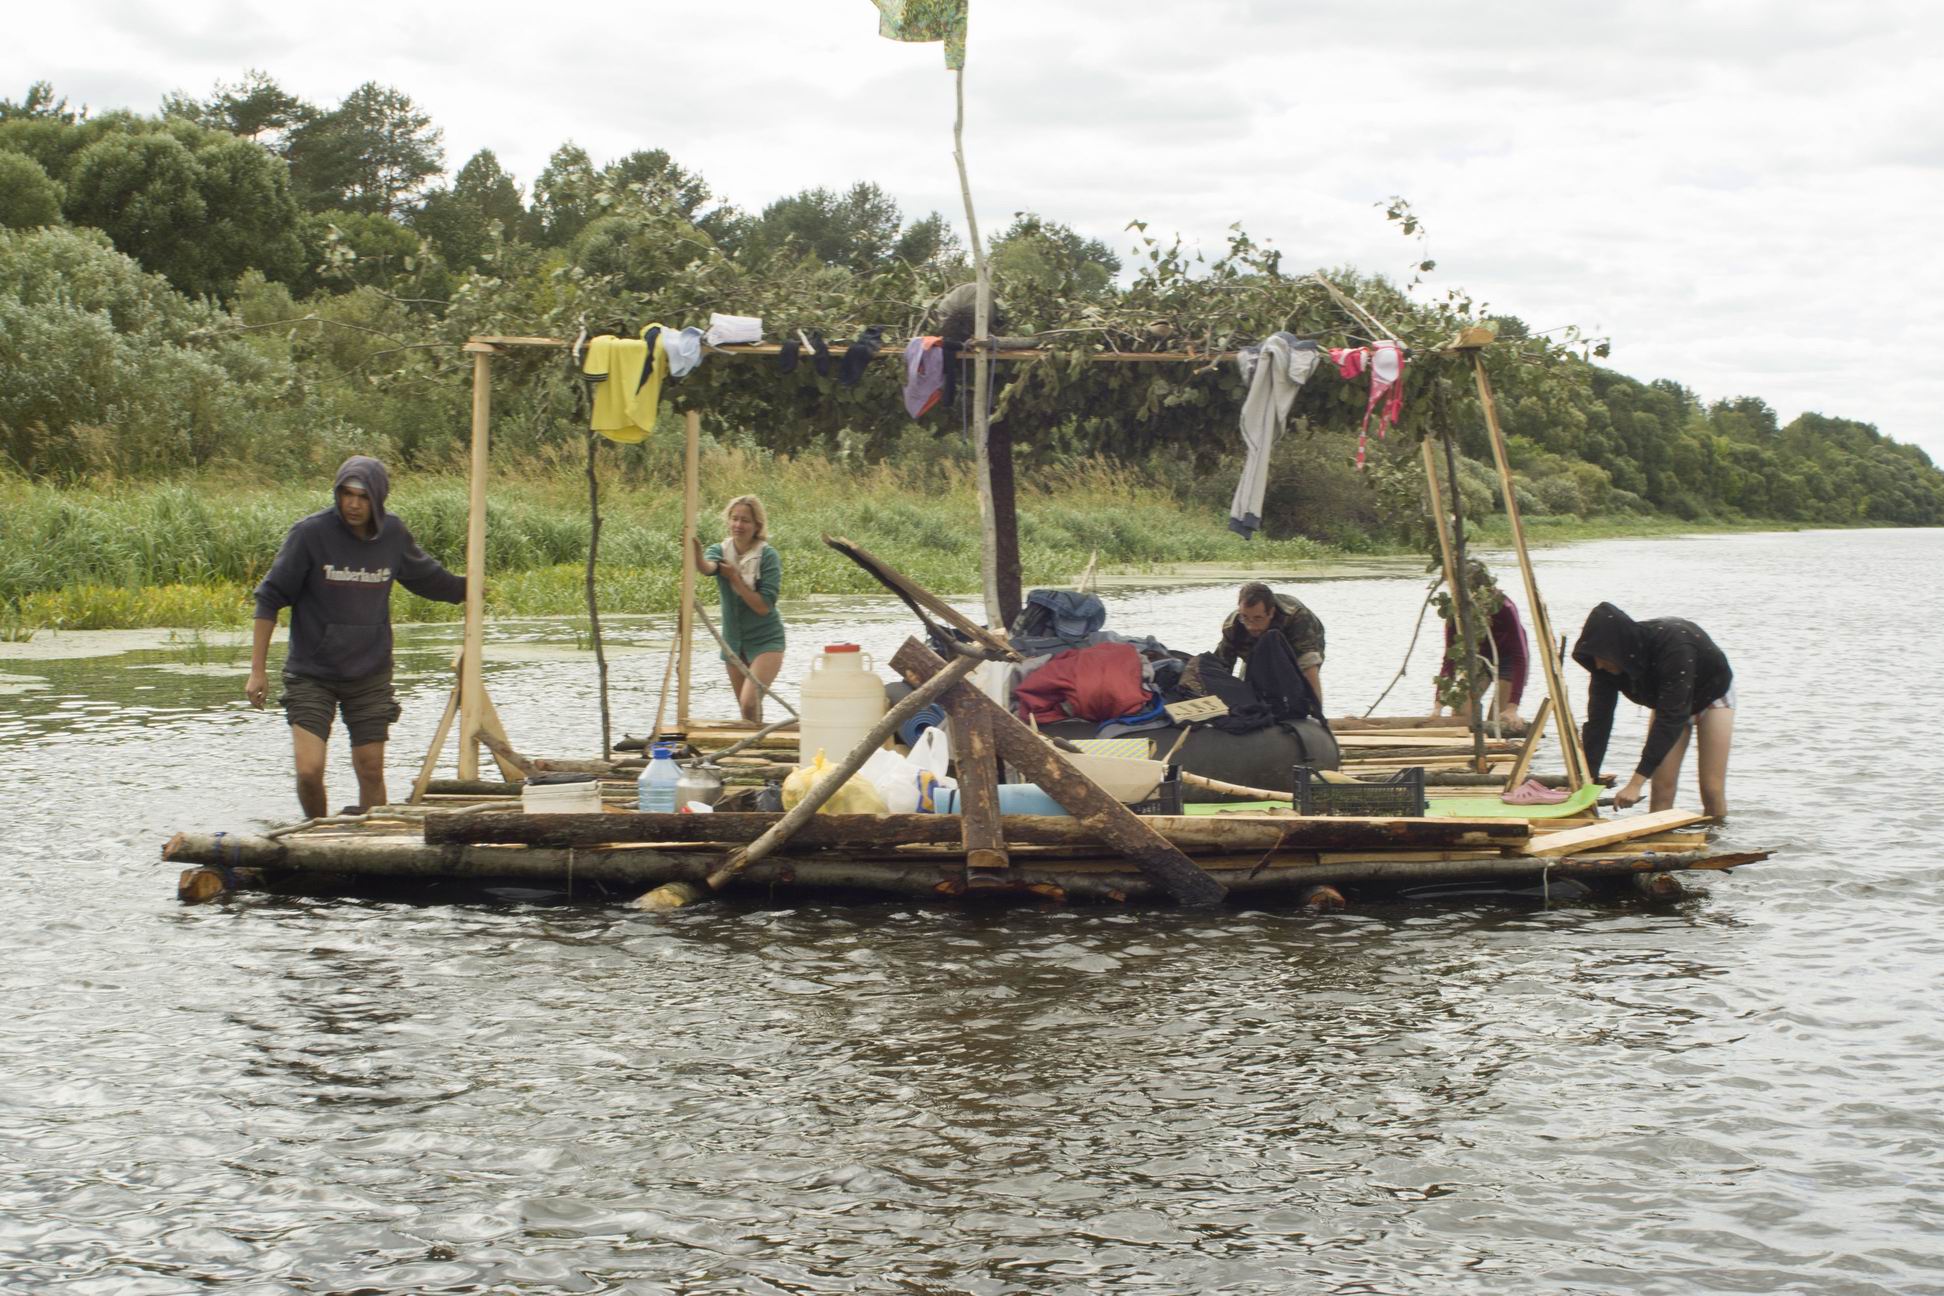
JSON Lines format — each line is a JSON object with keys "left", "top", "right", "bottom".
{"left": 797, "top": 643, "right": 888, "bottom": 765}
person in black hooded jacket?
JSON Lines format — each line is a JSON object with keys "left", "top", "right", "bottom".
{"left": 246, "top": 456, "right": 466, "bottom": 818}
{"left": 1573, "top": 602, "right": 1734, "bottom": 816}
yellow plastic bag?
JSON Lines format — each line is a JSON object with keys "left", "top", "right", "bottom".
{"left": 781, "top": 749, "right": 890, "bottom": 815}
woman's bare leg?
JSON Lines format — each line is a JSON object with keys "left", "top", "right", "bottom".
{"left": 739, "top": 650, "right": 784, "bottom": 723}
{"left": 1648, "top": 723, "right": 1692, "bottom": 812}
{"left": 1694, "top": 705, "right": 1733, "bottom": 818}
{"left": 722, "top": 657, "right": 751, "bottom": 718}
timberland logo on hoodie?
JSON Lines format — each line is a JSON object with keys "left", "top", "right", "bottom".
{"left": 323, "top": 565, "right": 393, "bottom": 585}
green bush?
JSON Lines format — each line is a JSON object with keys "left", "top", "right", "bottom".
{"left": 0, "top": 151, "right": 63, "bottom": 229}
{"left": 1533, "top": 473, "right": 1586, "bottom": 517}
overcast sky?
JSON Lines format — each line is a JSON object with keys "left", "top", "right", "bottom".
{"left": 8, "top": 0, "right": 1942, "bottom": 461}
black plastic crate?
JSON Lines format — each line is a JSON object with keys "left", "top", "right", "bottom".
{"left": 1294, "top": 765, "right": 1426, "bottom": 817}
{"left": 1128, "top": 765, "right": 1184, "bottom": 815}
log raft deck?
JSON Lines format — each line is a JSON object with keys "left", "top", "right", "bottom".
{"left": 166, "top": 795, "right": 1764, "bottom": 908}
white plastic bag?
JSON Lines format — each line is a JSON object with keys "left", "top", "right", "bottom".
{"left": 909, "top": 724, "right": 953, "bottom": 778}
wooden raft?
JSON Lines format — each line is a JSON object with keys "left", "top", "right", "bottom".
{"left": 165, "top": 805, "right": 1764, "bottom": 905}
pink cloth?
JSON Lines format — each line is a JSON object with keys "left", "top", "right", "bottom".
{"left": 1328, "top": 343, "right": 1408, "bottom": 466}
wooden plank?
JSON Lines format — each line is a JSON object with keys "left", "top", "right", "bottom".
{"left": 1471, "top": 354, "right": 1589, "bottom": 787}
{"left": 409, "top": 685, "right": 460, "bottom": 804}
{"left": 1335, "top": 733, "right": 1520, "bottom": 749}
{"left": 457, "top": 349, "right": 491, "bottom": 779}
{"left": 944, "top": 688, "right": 1007, "bottom": 872}
{"left": 410, "top": 647, "right": 466, "bottom": 804}
{"left": 678, "top": 409, "right": 699, "bottom": 729}
{"left": 1529, "top": 810, "right": 1707, "bottom": 857}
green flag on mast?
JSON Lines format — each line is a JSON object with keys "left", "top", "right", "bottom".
{"left": 872, "top": 0, "right": 967, "bottom": 70}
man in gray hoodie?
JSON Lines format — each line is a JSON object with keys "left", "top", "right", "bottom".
{"left": 246, "top": 456, "right": 466, "bottom": 817}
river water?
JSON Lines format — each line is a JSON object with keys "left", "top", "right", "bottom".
{"left": 2, "top": 529, "right": 1939, "bottom": 1294}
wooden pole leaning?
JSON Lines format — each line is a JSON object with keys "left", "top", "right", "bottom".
{"left": 1464, "top": 350, "right": 1590, "bottom": 788}
{"left": 409, "top": 648, "right": 465, "bottom": 803}
{"left": 678, "top": 409, "right": 700, "bottom": 731}
{"left": 1421, "top": 436, "right": 1461, "bottom": 601}
{"left": 1499, "top": 696, "right": 1553, "bottom": 795}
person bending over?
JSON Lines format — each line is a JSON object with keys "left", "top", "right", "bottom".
{"left": 1573, "top": 601, "right": 1734, "bottom": 816}
{"left": 691, "top": 493, "right": 785, "bottom": 722}
{"left": 246, "top": 456, "right": 466, "bottom": 818}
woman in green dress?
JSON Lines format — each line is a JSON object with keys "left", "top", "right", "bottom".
{"left": 690, "top": 494, "right": 785, "bottom": 721}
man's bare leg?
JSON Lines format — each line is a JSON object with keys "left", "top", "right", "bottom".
{"left": 350, "top": 741, "right": 388, "bottom": 812}
{"left": 291, "top": 726, "right": 330, "bottom": 820}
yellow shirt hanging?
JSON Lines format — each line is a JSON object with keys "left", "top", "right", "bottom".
{"left": 581, "top": 329, "right": 668, "bottom": 443}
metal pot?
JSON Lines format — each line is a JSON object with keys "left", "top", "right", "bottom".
{"left": 674, "top": 763, "right": 725, "bottom": 808}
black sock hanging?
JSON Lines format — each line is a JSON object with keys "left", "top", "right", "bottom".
{"left": 838, "top": 326, "right": 884, "bottom": 386}
{"left": 810, "top": 332, "right": 832, "bottom": 377}
{"left": 940, "top": 339, "right": 963, "bottom": 409}
{"left": 778, "top": 339, "right": 801, "bottom": 372}
{"left": 635, "top": 326, "right": 661, "bottom": 394}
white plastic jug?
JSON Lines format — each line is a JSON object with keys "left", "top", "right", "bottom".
{"left": 797, "top": 643, "right": 888, "bottom": 767}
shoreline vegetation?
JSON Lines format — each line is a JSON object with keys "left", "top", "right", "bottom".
{"left": 0, "top": 451, "right": 1853, "bottom": 637}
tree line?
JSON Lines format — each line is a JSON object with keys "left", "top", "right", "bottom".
{"left": 2, "top": 72, "right": 1938, "bottom": 537}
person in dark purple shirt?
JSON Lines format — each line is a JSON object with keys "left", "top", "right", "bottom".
{"left": 1433, "top": 563, "right": 1529, "bottom": 731}
{"left": 245, "top": 456, "right": 465, "bottom": 818}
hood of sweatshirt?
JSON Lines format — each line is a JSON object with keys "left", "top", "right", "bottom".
{"left": 1571, "top": 601, "right": 1643, "bottom": 677}
{"left": 334, "top": 455, "right": 391, "bottom": 530}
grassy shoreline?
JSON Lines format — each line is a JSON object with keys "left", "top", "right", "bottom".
{"left": 0, "top": 458, "right": 1845, "bottom": 636}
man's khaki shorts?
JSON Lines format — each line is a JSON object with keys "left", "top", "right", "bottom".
{"left": 280, "top": 671, "right": 401, "bottom": 746}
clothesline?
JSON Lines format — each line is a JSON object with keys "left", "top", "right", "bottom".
{"left": 471, "top": 336, "right": 1442, "bottom": 363}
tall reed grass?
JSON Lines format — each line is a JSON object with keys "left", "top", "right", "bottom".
{"left": 0, "top": 452, "right": 1328, "bottom": 630}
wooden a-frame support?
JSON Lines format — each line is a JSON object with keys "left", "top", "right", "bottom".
{"left": 411, "top": 341, "right": 704, "bottom": 800}
{"left": 1441, "top": 328, "right": 1592, "bottom": 791}
{"left": 410, "top": 342, "right": 525, "bottom": 799}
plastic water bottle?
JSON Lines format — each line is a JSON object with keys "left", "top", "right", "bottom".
{"left": 638, "top": 744, "right": 682, "bottom": 814}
